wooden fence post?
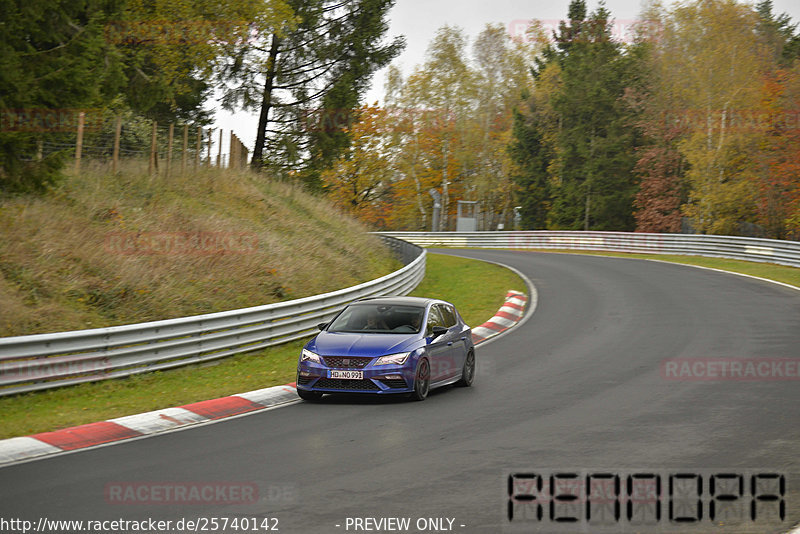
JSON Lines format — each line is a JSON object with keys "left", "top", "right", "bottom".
{"left": 181, "top": 124, "right": 188, "bottom": 175}
{"left": 166, "top": 123, "right": 174, "bottom": 177}
{"left": 217, "top": 129, "right": 223, "bottom": 167}
{"left": 206, "top": 128, "right": 212, "bottom": 167}
{"left": 74, "top": 111, "right": 85, "bottom": 174}
{"left": 112, "top": 115, "right": 121, "bottom": 174}
{"left": 229, "top": 131, "right": 237, "bottom": 170}
{"left": 195, "top": 126, "right": 202, "bottom": 170}
{"left": 149, "top": 121, "right": 158, "bottom": 175}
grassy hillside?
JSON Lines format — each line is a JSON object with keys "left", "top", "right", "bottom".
{"left": 0, "top": 161, "right": 398, "bottom": 337}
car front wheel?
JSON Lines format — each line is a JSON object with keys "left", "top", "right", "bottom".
{"left": 410, "top": 358, "right": 430, "bottom": 401}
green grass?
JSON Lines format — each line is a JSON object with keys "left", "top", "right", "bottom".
{"left": 0, "top": 341, "right": 306, "bottom": 439}
{"left": 410, "top": 253, "right": 527, "bottom": 326}
{"left": 0, "top": 252, "right": 527, "bottom": 439}
{"left": 517, "top": 249, "right": 800, "bottom": 289}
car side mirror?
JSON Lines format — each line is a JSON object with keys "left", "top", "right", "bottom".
{"left": 317, "top": 322, "right": 328, "bottom": 331}
{"left": 431, "top": 326, "right": 448, "bottom": 338}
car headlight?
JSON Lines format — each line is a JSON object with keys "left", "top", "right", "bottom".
{"left": 301, "top": 349, "right": 321, "bottom": 364}
{"left": 375, "top": 352, "right": 410, "bottom": 366}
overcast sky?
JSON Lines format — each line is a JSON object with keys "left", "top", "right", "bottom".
{"left": 211, "top": 0, "right": 800, "bottom": 156}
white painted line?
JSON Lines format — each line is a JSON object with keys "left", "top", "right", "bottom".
{"left": 109, "top": 407, "right": 208, "bottom": 435}
{"left": 644, "top": 259, "right": 800, "bottom": 293}
{"left": 0, "top": 437, "right": 62, "bottom": 464}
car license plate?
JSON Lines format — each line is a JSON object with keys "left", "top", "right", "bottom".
{"left": 329, "top": 370, "right": 363, "bottom": 380}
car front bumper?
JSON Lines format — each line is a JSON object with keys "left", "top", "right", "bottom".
{"left": 296, "top": 360, "right": 416, "bottom": 394}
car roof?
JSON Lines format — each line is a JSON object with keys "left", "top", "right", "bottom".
{"left": 352, "top": 296, "right": 449, "bottom": 308}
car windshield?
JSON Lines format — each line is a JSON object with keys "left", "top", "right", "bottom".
{"left": 327, "top": 303, "right": 425, "bottom": 334}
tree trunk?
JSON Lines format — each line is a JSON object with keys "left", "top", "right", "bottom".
{"left": 441, "top": 138, "right": 449, "bottom": 231}
{"left": 251, "top": 34, "right": 282, "bottom": 170}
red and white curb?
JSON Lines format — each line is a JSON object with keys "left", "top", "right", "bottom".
{"left": 0, "top": 290, "right": 528, "bottom": 467}
{"left": 471, "top": 290, "right": 527, "bottom": 344}
{"left": 0, "top": 385, "right": 299, "bottom": 466}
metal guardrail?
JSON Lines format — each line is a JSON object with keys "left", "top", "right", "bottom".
{"left": 378, "top": 230, "right": 800, "bottom": 269}
{"left": 0, "top": 236, "right": 425, "bottom": 396}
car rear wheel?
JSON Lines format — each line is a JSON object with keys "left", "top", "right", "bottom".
{"left": 410, "top": 358, "right": 430, "bottom": 401}
{"left": 456, "top": 350, "right": 475, "bottom": 387}
{"left": 297, "top": 388, "right": 323, "bottom": 401}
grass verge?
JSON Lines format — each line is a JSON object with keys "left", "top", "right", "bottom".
{"left": 409, "top": 252, "right": 526, "bottom": 326}
{"left": 0, "top": 252, "right": 526, "bottom": 439}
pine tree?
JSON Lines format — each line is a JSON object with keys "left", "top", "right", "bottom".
{"left": 0, "top": 0, "right": 127, "bottom": 193}
{"left": 547, "top": 2, "right": 641, "bottom": 230}
{"left": 510, "top": 0, "right": 642, "bottom": 231}
{"left": 509, "top": 92, "right": 552, "bottom": 229}
{"left": 219, "top": 0, "right": 404, "bottom": 188}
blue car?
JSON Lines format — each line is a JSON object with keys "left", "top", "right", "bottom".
{"left": 296, "top": 296, "right": 475, "bottom": 401}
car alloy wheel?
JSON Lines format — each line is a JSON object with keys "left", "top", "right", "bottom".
{"left": 456, "top": 350, "right": 475, "bottom": 387}
{"left": 411, "top": 358, "right": 430, "bottom": 401}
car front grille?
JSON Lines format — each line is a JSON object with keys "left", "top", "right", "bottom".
{"left": 322, "top": 356, "right": 373, "bottom": 369}
{"left": 297, "top": 375, "right": 314, "bottom": 385}
{"left": 313, "top": 378, "right": 380, "bottom": 391}
{"left": 378, "top": 378, "right": 408, "bottom": 389}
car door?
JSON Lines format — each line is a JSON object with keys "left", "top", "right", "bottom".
{"left": 434, "top": 303, "right": 465, "bottom": 380}
{"left": 425, "top": 305, "right": 451, "bottom": 382}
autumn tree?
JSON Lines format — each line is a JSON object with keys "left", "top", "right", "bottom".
{"left": 320, "top": 104, "right": 394, "bottom": 227}
{"left": 401, "top": 26, "right": 476, "bottom": 230}
{"left": 469, "top": 24, "right": 539, "bottom": 229}
{"left": 644, "top": 0, "right": 775, "bottom": 235}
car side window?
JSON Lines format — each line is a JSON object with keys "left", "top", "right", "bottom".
{"left": 426, "top": 306, "right": 444, "bottom": 335}
{"left": 437, "top": 304, "right": 457, "bottom": 328}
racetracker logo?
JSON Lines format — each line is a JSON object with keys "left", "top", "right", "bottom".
{"left": 104, "top": 482, "right": 260, "bottom": 505}
{"left": 660, "top": 358, "right": 800, "bottom": 381}
{"left": 104, "top": 20, "right": 255, "bottom": 46}
{"left": 660, "top": 109, "right": 800, "bottom": 133}
{"left": 104, "top": 232, "right": 259, "bottom": 256}
{"left": 299, "top": 106, "right": 460, "bottom": 133}
{"left": 0, "top": 358, "right": 111, "bottom": 382}
{"left": 507, "top": 19, "right": 661, "bottom": 45}
{"left": 0, "top": 108, "right": 103, "bottom": 133}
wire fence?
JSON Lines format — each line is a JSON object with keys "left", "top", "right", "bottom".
{"left": 2, "top": 108, "right": 249, "bottom": 173}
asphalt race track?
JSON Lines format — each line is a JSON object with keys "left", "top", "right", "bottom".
{"left": 1, "top": 249, "right": 799, "bottom": 533}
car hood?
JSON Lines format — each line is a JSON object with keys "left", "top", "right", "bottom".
{"left": 308, "top": 332, "right": 419, "bottom": 357}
